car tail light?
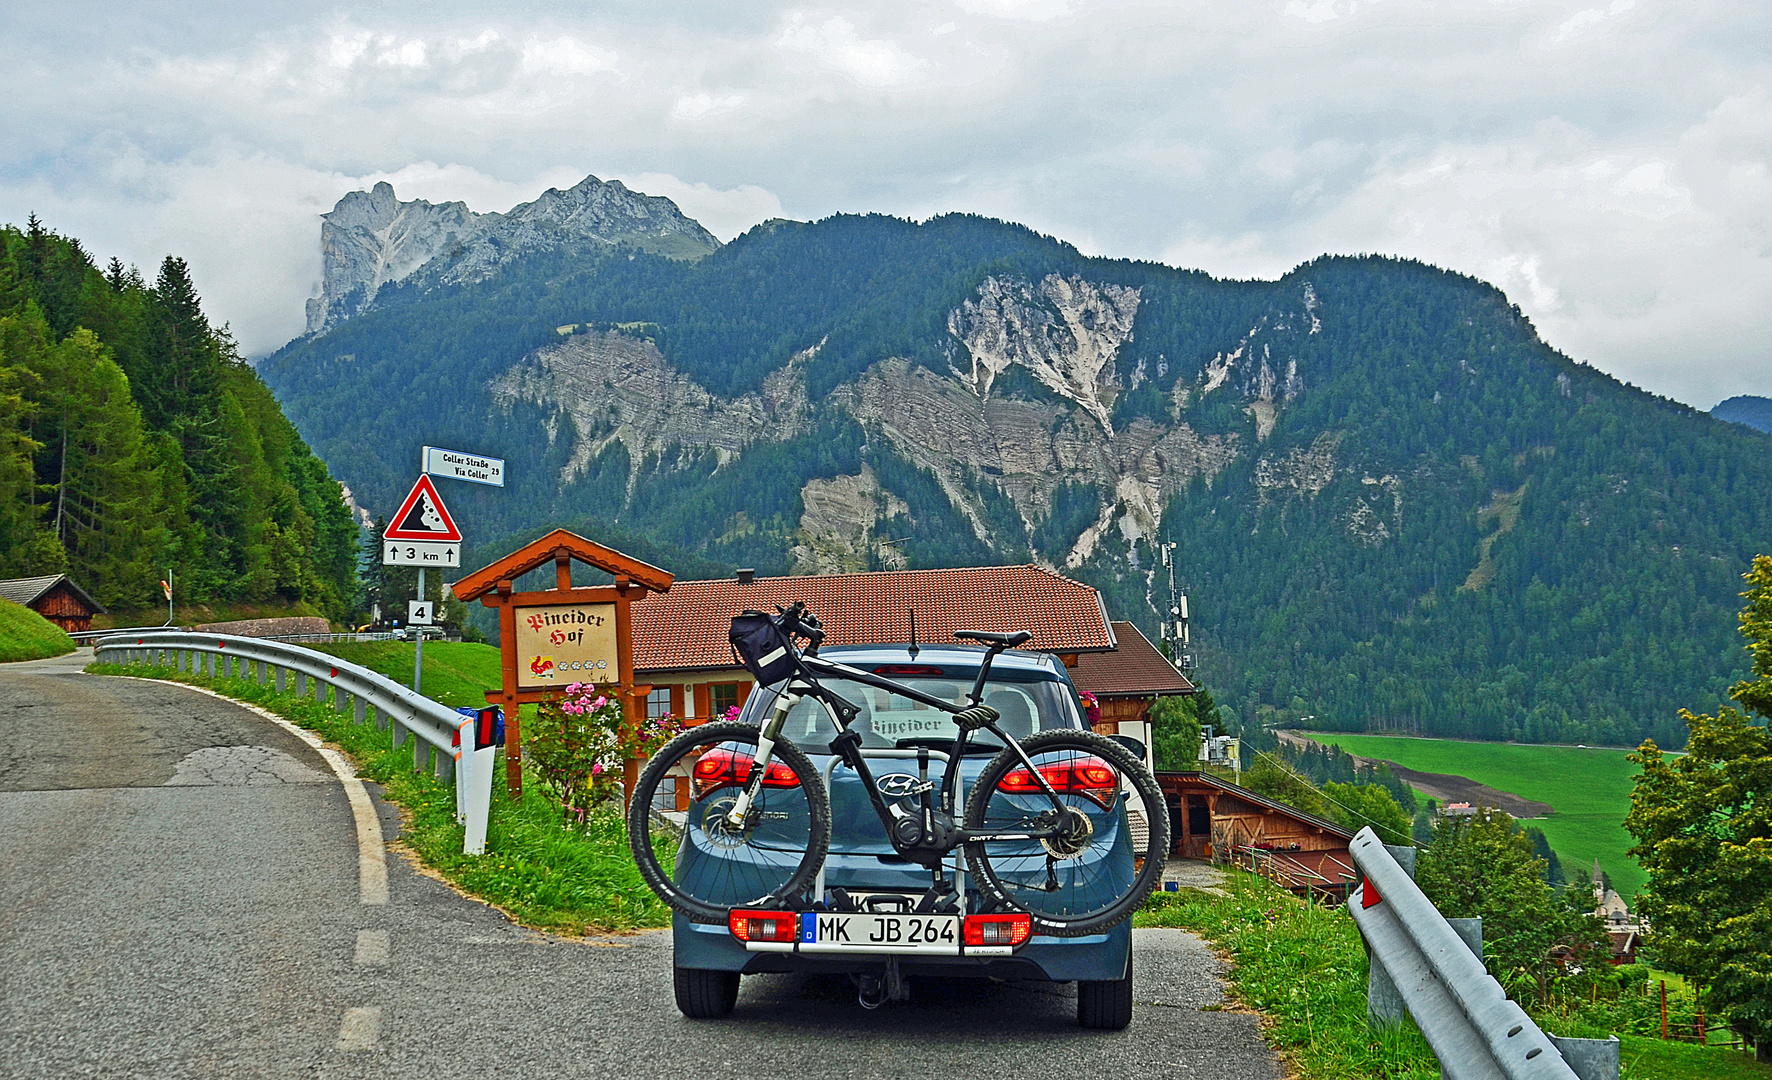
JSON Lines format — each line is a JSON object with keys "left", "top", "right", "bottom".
{"left": 997, "top": 756, "right": 1118, "bottom": 809}
{"left": 872, "top": 665, "right": 946, "bottom": 677}
{"left": 729, "top": 909, "right": 797, "bottom": 943}
{"left": 963, "top": 913, "right": 1031, "bottom": 948}
{"left": 691, "top": 747, "right": 800, "bottom": 798}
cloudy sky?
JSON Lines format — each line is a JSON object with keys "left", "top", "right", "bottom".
{"left": 4, "top": 1, "right": 1767, "bottom": 408}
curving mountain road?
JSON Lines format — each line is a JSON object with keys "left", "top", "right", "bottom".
{"left": 0, "top": 652, "right": 1281, "bottom": 1079}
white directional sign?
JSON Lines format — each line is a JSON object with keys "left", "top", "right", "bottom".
{"left": 384, "top": 540, "right": 460, "bottom": 567}
{"left": 408, "top": 600, "right": 435, "bottom": 625}
{"left": 423, "top": 446, "right": 505, "bottom": 487}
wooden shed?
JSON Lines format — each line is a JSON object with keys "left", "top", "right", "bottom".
{"left": 1158, "top": 770, "right": 1357, "bottom": 903}
{"left": 0, "top": 574, "right": 106, "bottom": 634}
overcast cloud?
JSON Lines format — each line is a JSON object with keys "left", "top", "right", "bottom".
{"left": 3, "top": 1, "right": 1766, "bottom": 408}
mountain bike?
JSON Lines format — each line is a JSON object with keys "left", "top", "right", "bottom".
{"left": 627, "top": 602, "right": 1169, "bottom": 938}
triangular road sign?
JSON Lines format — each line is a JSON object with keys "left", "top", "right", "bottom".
{"left": 384, "top": 475, "right": 463, "bottom": 542}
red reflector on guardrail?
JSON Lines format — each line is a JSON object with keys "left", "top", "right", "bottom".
{"left": 1362, "top": 881, "right": 1383, "bottom": 909}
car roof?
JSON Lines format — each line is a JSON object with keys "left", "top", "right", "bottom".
{"left": 814, "top": 643, "right": 1069, "bottom": 679}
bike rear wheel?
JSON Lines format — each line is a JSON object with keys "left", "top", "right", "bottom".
{"left": 628, "top": 721, "right": 830, "bottom": 924}
{"left": 964, "top": 730, "right": 1168, "bottom": 937}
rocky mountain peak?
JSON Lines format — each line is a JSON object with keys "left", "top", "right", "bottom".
{"left": 304, "top": 174, "right": 719, "bottom": 335}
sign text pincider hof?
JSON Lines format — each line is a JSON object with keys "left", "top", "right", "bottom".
{"left": 512, "top": 602, "right": 618, "bottom": 689}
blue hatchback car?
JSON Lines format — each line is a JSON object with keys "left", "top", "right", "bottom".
{"left": 669, "top": 642, "right": 1139, "bottom": 1029}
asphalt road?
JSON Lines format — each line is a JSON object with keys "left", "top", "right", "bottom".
{"left": 0, "top": 652, "right": 1282, "bottom": 1079}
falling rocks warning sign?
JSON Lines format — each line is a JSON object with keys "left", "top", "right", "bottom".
{"left": 384, "top": 475, "right": 462, "bottom": 543}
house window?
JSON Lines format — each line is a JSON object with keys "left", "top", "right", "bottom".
{"left": 711, "top": 682, "right": 740, "bottom": 718}
{"left": 647, "top": 687, "right": 671, "bottom": 720}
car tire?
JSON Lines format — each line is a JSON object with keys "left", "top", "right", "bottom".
{"left": 674, "top": 966, "right": 740, "bottom": 1018}
{"left": 1077, "top": 949, "right": 1133, "bottom": 1030}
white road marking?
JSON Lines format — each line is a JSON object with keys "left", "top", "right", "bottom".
{"left": 355, "top": 929, "right": 390, "bottom": 966}
{"left": 117, "top": 678, "right": 389, "bottom": 905}
{"left": 336, "top": 1006, "right": 381, "bottom": 1051}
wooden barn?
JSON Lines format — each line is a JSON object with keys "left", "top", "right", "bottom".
{"left": 1158, "top": 770, "right": 1357, "bottom": 903}
{"left": 0, "top": 574, "right": 105, "bottom": 634}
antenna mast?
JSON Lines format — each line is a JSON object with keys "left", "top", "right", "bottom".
{"left": 1157, "top": 542, "right": 1194, "bottom": 671}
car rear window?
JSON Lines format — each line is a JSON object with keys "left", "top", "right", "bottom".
{"left": 751, "top": 674, "right": 1079, "bottom": 750}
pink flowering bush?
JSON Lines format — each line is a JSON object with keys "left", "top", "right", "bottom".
{"left": 1079, "top": 690, "right": 1103, "bottom": 729}
{"left": 527, "top": 682, "right": 686, "bottom": 827}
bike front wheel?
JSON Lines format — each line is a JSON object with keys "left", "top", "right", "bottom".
{"left": 627, "top": 720, "right": 830, "bottom": 925}
{"left": 964, "top": 730, "right": 1169, "bottom": 937}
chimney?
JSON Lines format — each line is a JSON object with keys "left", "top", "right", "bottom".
{"left": 735, "top": 568, "right": 755, "bottom": 585}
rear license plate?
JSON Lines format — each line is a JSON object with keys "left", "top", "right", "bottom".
{"left": 797, "top": 912, "right": 960, "bottom": 955}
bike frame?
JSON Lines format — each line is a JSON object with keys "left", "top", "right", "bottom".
{"left": 720, "top": 643, "right": 1081, "bottom": 851}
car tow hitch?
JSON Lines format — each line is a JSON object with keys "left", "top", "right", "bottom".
{"left": 854, "top": 958, "right": 910, "bottom": 1010}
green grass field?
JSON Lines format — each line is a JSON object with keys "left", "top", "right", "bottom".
{"left": 0, "top": 599, "right": 75, "bottom": 663}
{"left": 309, "top": 640, "right": 505, "bottom": 711}
{"left": 1309, "top": 733, "right": 1647, "bottom": 899}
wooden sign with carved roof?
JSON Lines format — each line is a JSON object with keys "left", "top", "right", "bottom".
{"left": 452, "top": 529, "right": 674, "bottom": 797}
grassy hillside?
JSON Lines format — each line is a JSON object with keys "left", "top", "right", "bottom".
{"left": 308, "top": 640, "right": 504, "bottom": 711}
{"left": 0, "top": 599, "right": 74, "bottom": 662}
{"left": 1310, "top": 733, "right": 1644, "bottom": 899}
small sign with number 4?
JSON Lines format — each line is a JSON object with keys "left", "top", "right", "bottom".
{"left": 409, "top": 601, "right": 434, "bottom": 625}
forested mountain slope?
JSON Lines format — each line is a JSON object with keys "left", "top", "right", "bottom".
{"left": 0, "top": 219, "right": 358, "bottom": 616}
{"left": 1713, "top": 395, "right": 1772, "bottom": 434}
{"left": 261, "top": 196, "right": 1772, "bottom": 748}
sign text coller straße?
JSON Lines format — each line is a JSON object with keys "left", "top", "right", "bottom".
{"left": 512, "top": 602, "right": 618, "bottom": 689}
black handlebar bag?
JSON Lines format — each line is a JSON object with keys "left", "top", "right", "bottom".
{"left": 729, "top": 610, "right": 800, "bottom": 685}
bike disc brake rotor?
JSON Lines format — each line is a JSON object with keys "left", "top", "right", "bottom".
{"left": 1040, "top": 805, "right": 1095, "bottom": 859}
{"left": 699, "top": 796, "right": 754, "bottom": 849}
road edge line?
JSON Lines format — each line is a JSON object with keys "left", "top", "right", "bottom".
{"left": 108, "top": 676, "right": 389, "bottom": 906}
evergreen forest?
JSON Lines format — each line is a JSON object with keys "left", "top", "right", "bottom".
{"left": 260, "top": 210, "right": 1772, "bottom": 749}
{"left": 0, "top": 219, "right": 358, "bottom": 616}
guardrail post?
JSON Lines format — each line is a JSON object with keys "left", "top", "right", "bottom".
{"left": 413, "top": 735, "right": 427, "bottom": 773}
{"left": 275, "top": 665, "right": 286, "bottom": 693}
{"left": 354, "top": 697, "right": 366, "bottom": 726}
{"left": 1545, "top": 1036, "right": 1619, "bottom": 1080}
{"left": 1349, "top": 828, "right": 1579, "bottom": 1080}
{"left": 295, "top": 670, "right": 307, "bottom": 696}
{"left": 463, "top": 743, "right": 496, "bottom": 854}
{"left": 206, "top": 652, "right": 216, "bottom": 678}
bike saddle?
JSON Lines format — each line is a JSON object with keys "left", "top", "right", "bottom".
{"left": 953, "top": 629, "right": 1033, "bottom": 647}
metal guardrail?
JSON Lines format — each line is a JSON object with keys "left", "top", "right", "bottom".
{"left": 93, "top": 631, "right": 495, "bottom": 855}
{"left": 70, "top": 625, "right": 174, "bottom": 640}
{"left": 1348, "top": 827, "right": 1618, "bottom": 1080}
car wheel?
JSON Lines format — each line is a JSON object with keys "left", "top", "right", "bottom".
{"left": 1077, "top": 949, "right": 1133, "bottom": 1030}
{"left": 674, "top": 966, "right": 740, "bottom": 1018}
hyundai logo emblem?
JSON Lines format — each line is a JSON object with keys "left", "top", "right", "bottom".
{"left": 876, "top": 773, "right": 922, "bottom": 798}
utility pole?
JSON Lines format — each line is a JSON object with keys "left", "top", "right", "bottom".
{"left": 414, "top": 567, "right": 425, "bottom": 694}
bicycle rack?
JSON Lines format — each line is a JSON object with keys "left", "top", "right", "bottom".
{"left": 814, "top": 747, "right": 967, "bottom": 914}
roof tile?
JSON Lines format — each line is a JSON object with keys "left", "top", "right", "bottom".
{"left": 1070, "top": 622, "right": 1193, "bottom": 697}
{"left": 632, "top": 565, "right": 1113, "bottom": 672}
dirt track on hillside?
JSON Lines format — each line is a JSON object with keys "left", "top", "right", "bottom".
{"left": 1279, "top": 732, "right": 1556, "bottom": 818}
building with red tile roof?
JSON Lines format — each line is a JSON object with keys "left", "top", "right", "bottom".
{"left": 1067, "top": 621, "right": 1193, "bottom": 767}
{"left": 629, "top": 565, "right": 1116, "bottom": 724}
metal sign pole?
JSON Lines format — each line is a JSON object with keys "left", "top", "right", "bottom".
{"left": 414, "top": 567, "right": 426, "bottom": 694}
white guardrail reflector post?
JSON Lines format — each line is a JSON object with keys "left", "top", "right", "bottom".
{"left": 1347, "top": 827, "right": 1582, "bottom": 1080}
{"left": 94, "top": 632, "right": 491, "bottom": 857}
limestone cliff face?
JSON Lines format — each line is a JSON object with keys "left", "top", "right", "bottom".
{"left": 488, "top": 328, "right": 809, "bottom": 482}
{"left": 306, "top": 182, "right": 482, "bottom": 333}
{"left": 948, "top": 274, "right": 1140, "bottom": 434}
{"left": 489, "top": 271, "right": 1246, "bottom": 574}
{"left": 306, "top": 175, "right": 719, "bottom": 334}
